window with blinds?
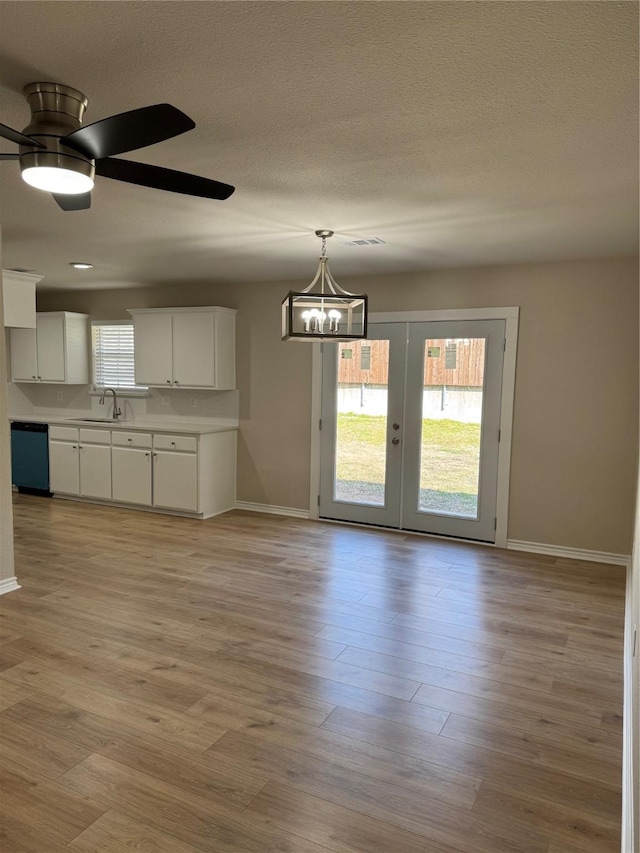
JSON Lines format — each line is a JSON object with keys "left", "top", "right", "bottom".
{"left": 91, "top": 322, "right": 147, "bottom": 390}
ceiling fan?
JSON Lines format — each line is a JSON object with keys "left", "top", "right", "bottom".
{"left": 0, "top": 82, "right": 235, "bottom": 210}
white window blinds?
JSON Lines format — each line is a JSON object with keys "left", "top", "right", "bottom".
{"left": 91, "top": 322, "right": 146, "bottom": 390}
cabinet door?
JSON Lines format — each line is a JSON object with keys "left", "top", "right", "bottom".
{"left": 172, "top": 312, "right": 215, "bottom": 388}
{"left": 49, "top": 440, "right": 80, "bottom": 495}
{"left": 112, "top": 447, "right": 152, "bottom": 505}
{"left": 3, "top": 273, "right": 36, "bottom": 328}
{"left": 80, "top": 444, "right": 112, "bottom": 500}
{"left": 133, "top": 313, "right": 173, "bottom": 387}
{"left": 36, "top": 315, "right": 66, "bottom": 382}
{"left": 153, "top": 451, "right": 198, "bottom": 512}
{"left": 10, "top": 327, "right": 38, "bottom": 381}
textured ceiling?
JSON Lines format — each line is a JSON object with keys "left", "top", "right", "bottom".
{"left": 0, "top": 1, "right": 638, "bottom": 291}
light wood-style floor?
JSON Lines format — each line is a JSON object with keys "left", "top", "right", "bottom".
{"left": 0, "top": 494, "right": 626, "bottom": 853}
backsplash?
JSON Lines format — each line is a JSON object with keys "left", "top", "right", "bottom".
{"left": 7, "top": 382, "right": 239, "bottom": 425}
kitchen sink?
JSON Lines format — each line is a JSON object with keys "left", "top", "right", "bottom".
{"left": 70, "top": 418, "right": 127, "bottom": 424}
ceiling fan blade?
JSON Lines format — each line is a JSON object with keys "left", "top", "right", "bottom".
{"left": 96, "top": 158, "right": 235, "bottom": 200}
{"left": 52, "top": 192, "right": 92, "bottom": 211}
{"left": 0, "top": 122, "right": 45, "bottom": 149}
{"left": 0, "top": 153, "right": 20, "bottom": 160}
{"left": 62, "top": 104, "right": 195, "bottom": 160}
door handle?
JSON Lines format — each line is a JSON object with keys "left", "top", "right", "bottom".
{"left": 392, "top": 423, "right": 400, "bottom": 430}
{"left": 391, "top": 437, "right": 400, "bottom": 445}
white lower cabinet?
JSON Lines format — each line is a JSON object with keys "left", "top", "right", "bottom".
{"left": 153, "top": 450, "right": 198, "bottom": 512}
{"left": 112, "top": 446, "right": 152, "bottom": 506}
{"left": 47, "top": 425, "right": 236, "bottom": 518}
{"left": 50, "top": 428, "right": 113, "bottom": 500}
{"left": 49, "top": 439, "right": 80, "bottom": 495}
{"left": 111, "top": 445, "right": 196, "bottom": 510}
{"left": 80, "top": 444, "right": 112, "bottom": 500}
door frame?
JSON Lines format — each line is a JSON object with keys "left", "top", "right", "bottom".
{"left": 309, "top": 306, "right": 519, "bottom": 548}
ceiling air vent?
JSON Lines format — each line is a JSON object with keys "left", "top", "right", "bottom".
{"left": 343, "top": 238, "right": 386, "bottom": 247}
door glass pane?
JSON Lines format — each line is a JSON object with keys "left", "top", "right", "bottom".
{"left": 334, "top": 339, "right": 389, "bottom": 505}
{"left": 419, "top": 338, "right": 485, "bottom": 518}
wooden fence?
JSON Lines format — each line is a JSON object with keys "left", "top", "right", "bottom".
{"left": 337, "top": 338, "right": 485, "bottom": 387}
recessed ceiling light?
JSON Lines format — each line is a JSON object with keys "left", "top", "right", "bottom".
{"left": 70, "top": 262, "right": 93, "bottom": 269}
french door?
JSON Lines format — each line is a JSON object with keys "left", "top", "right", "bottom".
{"left": 319, "top": 319, "right": 505, "bottom": 542}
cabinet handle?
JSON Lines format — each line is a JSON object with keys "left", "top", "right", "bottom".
{"left": 37, "top": 376, "right": 41, "bottom": 380}
{"left": 31, "top": 375, "right": 36, "bottom": 379}
{"left": 166, "top": 379, "right": 171, "bottom": 384}
{"left": 170, "top": 441, "right": 176, "bottom": 446}
{"left": 153, "top": 452, "right": 158, "bottom": 458}
{"left": 145, "top": 452, "right": 150, "bottom": 457}
{"left": 127, "top": 438, "right": 133, "bottom": 443}
{"left": 174, "top": 380, "right": 179, "bottom": 386}
{"left": 72, "top": 445, "right": 77, "bottom": 450}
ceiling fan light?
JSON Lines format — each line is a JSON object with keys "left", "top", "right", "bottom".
{"left": 21, "top": 166, "right": 94, "bottom": 194}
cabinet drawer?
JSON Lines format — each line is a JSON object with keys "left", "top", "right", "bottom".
{"left": 49, "top": 425, "right": 79, "bottom": 441}
{"left": 153, "top": 433, "right": 197, "bottom": 453}
{"left": 79, "top": 428, "right": 111, "bottom": 445}
{"left": 112, "top": 431, "right": 152, "bottom": 449}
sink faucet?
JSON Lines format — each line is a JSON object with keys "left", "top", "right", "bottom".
{"left": 98, "top": 387, "right": 122, "bottom": 421}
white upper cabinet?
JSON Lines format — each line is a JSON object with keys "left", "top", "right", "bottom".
{"left": 10, "top": 326, "right": 38, "bottom": 381}
{"left": 2, "top": 270, "right": 41, "bottom": 328}
{"left": 132, "top": 312, "right": 173, "bottom": 387}
{"left": 10, "top": 312, "right": 89, "bottom": 384}
{"left": 172, "top": 311, "right": 216, "bottom": 388}
{"left": 36, "top": 315, "right": 65, "bottom": 381}
{"left": 128, "top": 307, "right": 236, "bottom": 390}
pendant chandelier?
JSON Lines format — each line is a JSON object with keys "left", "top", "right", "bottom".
{"left": 281, "top": 230, "right": 368, "bottom": 341}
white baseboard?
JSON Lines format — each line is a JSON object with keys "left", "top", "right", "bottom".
{"left": 507, "top": 539, "right": 630, "bottom": 567}
{"left": 0, "top": 577, "right": 21, "bottom": 596}
{"left": 230, "top": 510, "right": 632, "bottom": 565}
{"left": 234, "top": 501, "right": 310, "bottom": 520}
{"left": 622, "top": 560, "right": 636, "bottom": 853}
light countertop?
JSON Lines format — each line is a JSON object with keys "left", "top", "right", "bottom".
{"left": 9, "top": 414, "right": 237, "bottom": 436}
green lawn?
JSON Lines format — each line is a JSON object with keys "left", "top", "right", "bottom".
{"left": 335, "top": 413, "right": 481, "bottom": 515}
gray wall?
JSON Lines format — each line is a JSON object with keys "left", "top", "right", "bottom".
{"left": 36, "top": 255, "right": 639, "bottom": 554}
